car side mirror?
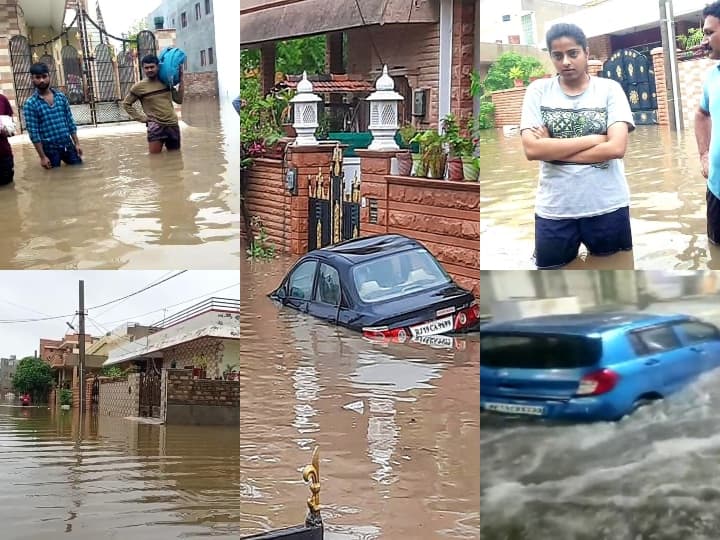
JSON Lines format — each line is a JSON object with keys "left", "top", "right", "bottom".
{"left": 276, "top": 287, "right": 287, "bottom": 301}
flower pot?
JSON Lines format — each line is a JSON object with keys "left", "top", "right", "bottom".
{"left": 396, "top": 151, "right": 412, "bottom": 176}
{"left": 447, "top": 157, "right": 463, "bottom": 181}
{"left": 461, "top": 156, "right": 479, "bottom": 181}
{"left": 513, "top": 79, "right": 524, "bottom": 87}
{"left": 411, "top": 153, "right": 425, "bottom": 177}
{"left": 426, "top": 154, "right": 447, "bottom": 179}
{"left": 282, "top": 124, "right": 296, "bottom": 137}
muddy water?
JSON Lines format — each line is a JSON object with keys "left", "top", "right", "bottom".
{"left": 0, "top": 99, "right": 239, "bottom": 269}
{"left": 0, "top": 404, "right": 239, "bottom": 539}
{"left": 480, "top": 126, "right": 720, "bottom": 270}
{"left": 239, "top": 256, "right": 480, "bottom": 539}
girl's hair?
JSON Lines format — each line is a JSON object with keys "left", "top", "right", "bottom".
{"left": 546, "top": 23, "right": 588, "bottom": 51}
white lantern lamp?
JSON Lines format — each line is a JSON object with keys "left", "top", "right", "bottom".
{"left": 367, "top": 65, "right": 403, "bottom": 151}
{"left": 291, "top": 71, "right": 322, "bottom": 146}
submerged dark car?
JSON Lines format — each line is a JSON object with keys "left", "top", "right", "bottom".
{"left": 269, "top": 234, "right": 479, "bottom": 340}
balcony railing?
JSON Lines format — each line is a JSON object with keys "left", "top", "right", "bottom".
{"left": 151, "top": 297, "right": 240, "bottom": 329}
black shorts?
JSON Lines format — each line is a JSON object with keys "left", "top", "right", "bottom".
{"left": 534, "top": 206, "right": 633, "bottom": 269}
{"left": 0, "top": 155, "right": 13, "bottom": 185}
{"left": 708, "top": 189, "right": 720, "bottom": 245}
{"left": 147, "top": 120, "right": 181, "bottom": 150}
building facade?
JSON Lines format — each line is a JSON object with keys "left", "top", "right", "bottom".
{"left": 0, "top": 355, "right": 17, "bottom": 395}
{"left": 146, "top": 0, "right": 218, "bottom": 96}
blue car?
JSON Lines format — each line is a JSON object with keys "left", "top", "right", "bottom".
{"left": 480, "top": 312, "right": 720, "bottom": 421}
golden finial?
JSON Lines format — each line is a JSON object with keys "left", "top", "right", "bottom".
{"left": 302, "top": 446, "right": 321, "bottom": 516}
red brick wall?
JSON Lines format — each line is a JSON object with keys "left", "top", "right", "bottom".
{"left": 588, "top": 35, "right": 612, "bottom": 62}
{"left": 652, "top": 48, "right": 669, "bottom": 126}
{"left": 490, "top": 87, "right": 526, "bottom": 127}
{"left": 183, "top": 71, "right": 219, "bottom": 97}
{"left": 244, "top": 157, "right": 291, "bottom": 253}
{"left": 451, "top": 0, "right": 475, "bottom": 133}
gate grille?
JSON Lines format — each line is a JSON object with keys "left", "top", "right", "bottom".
{"left": 139, "top": 370, "right": 161, "bottom": 417}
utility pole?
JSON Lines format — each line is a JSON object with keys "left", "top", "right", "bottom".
{"left": 78, "top": 280, "right": 86, "bottom": 415}
{"left": 659, "top": 0, "right": 683, "bottom": 132}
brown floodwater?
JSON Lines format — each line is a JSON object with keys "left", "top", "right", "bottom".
{"left": 0, "top": 404, "right": 239, "bottom": 539}
{"left": 239, "top": 256, "right": 480, "bottom": 539}
{"left": 480, "top": 125, "right": 720, "bottom": 270}
{"left": 0, "top": 99, "right": 239, "bottom": 269}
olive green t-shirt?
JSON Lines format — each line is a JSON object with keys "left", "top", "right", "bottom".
{"left": 122, "top": 79, "right": 182, "bottom": 126}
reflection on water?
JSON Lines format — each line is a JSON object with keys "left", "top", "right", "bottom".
{"left": 0, "top": 99, "right": 239, "bottom": 269}
{"left": 0, "top": 405, "right": 239, "bottom": 539}
{"left": 480, "top": 125, "right": 720, "bottom": 270}
{"left": 239, "top": 256, "right": 480, "bottom": 539}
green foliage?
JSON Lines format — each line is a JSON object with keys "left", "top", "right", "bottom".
{"left": 12, "top": 356, "right": 53, "bottom": 402}
{"left": 276, "top": 36, "right": 327, "bottom": 76}
{"left": 398, "top": 124, "right": 417, "bottom": 147}
{"left": 59, "top": 389, "right": 72, "bottom": 406}
{"left": 101, "top": 366, "right": 124, "bottom": 378}
{"left": 478, "top": 100, "right": 496, "bottom": 130}
{"left": 442, "top": 114, "right": 473, "bottom": 157}
{"left": 484, "top": 52, "right": 544, "bottom": 92}
{"left": 410, "top": 129, "right": 445, "bottom": 177}
{"left": 470, "top": 70, "right": 481, "bottom": 99}
{"left": 677, "top": 28, "right": 704, "bottom": 50}
{"left": 241, "top": 49, "right": 260, "bottom": 72}
{"left": 246, "top": 226, "right": 276, "bottom": 260}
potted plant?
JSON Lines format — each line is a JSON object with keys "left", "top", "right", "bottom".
{"left": 396, "top": 123, "right": 416, "bottom": 176}
{"left": 193, "top": 355, "right": 211, "bottom": 379}
{"left": 223, "top": 364, "right": 238, "bottom": 381}
{"left": 509, "top": 66, "right": 525, "bottom": 87}
{"left": 442, "top": 114, "right": 472, "bottom": 181}
{"left": 529, "top": 66, "right": 546, "bottom": 82}
{"left": 59, "top": 389, "right": 72, "bottom": 410}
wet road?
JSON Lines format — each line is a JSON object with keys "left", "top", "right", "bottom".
{"left": 480, "top": 299, "right": 720, "bottom": 540}
{"left": 0, "top": 99, "right": 239, "bottom": 269}
{"left": 480, "top": 126, "right": 720, "bottom": 270}
{"left": 0, "top": 405, "right": 240, "bottom": 539}
{"left": 239, "top": 256, "right": 480, "bottom": 539}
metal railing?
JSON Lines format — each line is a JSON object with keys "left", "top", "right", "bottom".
{"left": 151, "top": 297, "right": 240, "bottom": 329}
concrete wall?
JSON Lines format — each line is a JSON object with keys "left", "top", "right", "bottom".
{"left": 98, "top": 374, "right": 139, "bottom": 417}
{"left": 161, "top": 369, "right": 239, "bottom": 425}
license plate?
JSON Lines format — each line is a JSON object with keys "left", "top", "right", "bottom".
{"left": 409, "top": 316, "right": 453, "bottom": 337}
{"left": 484, "top": 402, "right": 545, "bottom": 416}
{"left": 411, "top": 334, "right": 455, "bottom": 348}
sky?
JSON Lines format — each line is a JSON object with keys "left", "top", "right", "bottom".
{"left": 0, "top": 271, "right": 239, "bottom": 359}
{"left": 95, "top": 0, "right": 162, "bottom": 37}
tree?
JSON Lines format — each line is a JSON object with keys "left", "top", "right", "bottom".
{"left": 276, "top": 36, "right": 326, "bottom": 76}
{"left": 12, "top": 356, "right": 53, "bottom": 403}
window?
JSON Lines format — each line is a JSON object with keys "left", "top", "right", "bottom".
{"left": 287, "top": 261, "right": 317, "bottom": 299}
{"left": 195, "top": 2, "right": 201, "bottom": 20}
{"left": 181, "top": 12, "right": 187, "bottom": 27}
{"left": 521, "top": 14, "right": 534, "bottom": 45}
{"left": 315, "top": 263, "right": 341, "bottom": 306}
{"left": 480, "top": 334, "right": 602, "bottom": 369}
{"left": 205, "top": 0, "right": 211, "bottom": 15}
{"left": 200, "top": 49, "right": 206, "bottom": 66}
{"left": 630, "top": 326, "right": 680, "bottom": 355}
{"left": 676, "top": 321, "right": 720, "bottom": 343}
{"left": 208, "top": 47, "right": 214, "bottom": 65}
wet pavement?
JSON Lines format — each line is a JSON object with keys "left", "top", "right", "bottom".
{"left": 239, "top": 256, "right": 480, "bottom": 539}
{"left": 480, "top": 126, "right": 720, "bottom": 270}
{"left": 480, "top": 297, "right": 720, "bottom": 540}
{"left": 0, "top": 99, "right": 239, "bottom": 269}
{"left": 0, "top": 405, "right": 239, "bottom": 539}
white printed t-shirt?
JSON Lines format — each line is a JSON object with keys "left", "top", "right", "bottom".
{"left": 520, "top": 75, "right": 635, "bottom": 219}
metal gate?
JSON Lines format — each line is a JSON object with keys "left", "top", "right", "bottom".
{"left": 9, "top": 8, "right": 156, "bottom": 130}
{"left": 308, "top": 144, "right": 361, "bottom": 251}
{"left": 139, "top": 370, "right": 161, "bottom": 417}
{"left": 601, "top": 48, "right": 658, "bottom": 125}
{"left": 91, "top": 376, "right": 100, "bottom": 411}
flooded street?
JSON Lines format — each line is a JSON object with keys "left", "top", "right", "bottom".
{"left": 0, "top": 405, "right": 240, "bottom": 539}
{"left": 480, "top": 126, "right": 720, "bottom": 270}
{"left": 0, "top": 99, "right": 239, "bottom": 269}
{"left": 480, "top": 298, "right": 720, "bottom": 540}
{"left": 239, "top": 257, "right": 480, "bottom": 539}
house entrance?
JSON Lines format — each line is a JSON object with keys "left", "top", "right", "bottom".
{"left": 601, "top": 48, "right": 658, "bottom": 125}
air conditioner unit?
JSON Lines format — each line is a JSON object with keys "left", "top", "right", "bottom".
{"left": 412, "top": 89, "right": 428, "bottom": 117}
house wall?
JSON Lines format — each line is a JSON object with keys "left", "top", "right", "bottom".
{"left": 244, "top": 157, "right": 292, "bottom": 253}
{"left": 161, "top": 369, "right": 239, "bottom": 425}
{"left": 0, "top": 0, "right": 25, "bottom": 114}
{"left": 159, "top": 336, "right": 226, "bottom": 379}
{"left": 452, "top": 0, "right": 476, "bottom": 132}
{"left": 98, "top": 375, "right": 140, "bottom": 417}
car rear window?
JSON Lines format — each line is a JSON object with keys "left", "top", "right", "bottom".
{"left": 352, "top": 248, "right": 451, "bottom": 303}
{"left": 480, "top": 333, "right": 602, "bottom": 369}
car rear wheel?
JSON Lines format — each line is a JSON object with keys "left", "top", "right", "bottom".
{"left": 631, "top": 393, "right": 663, "bottom": 413}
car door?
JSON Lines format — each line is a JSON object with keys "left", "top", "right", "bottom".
{"left": 310, "top": 262, "right": 346, "bottom": 324}
{"left": 629, "top": 324, "right": 688, "bottom": 394}
{"left": 284, "top": 259, "right": 318, "bottom": 313}
{"left": 673, "top": 320, "right": 720, "bottom": 375}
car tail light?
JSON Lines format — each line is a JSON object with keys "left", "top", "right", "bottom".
{"left": 454, "top": 300, "right": 480, "bottom": 330}
{"left": 575, "top": 369, "right": 619, "bottom": 396}
{"left": 362, "top": 326, "right": 409, "bottom": 343}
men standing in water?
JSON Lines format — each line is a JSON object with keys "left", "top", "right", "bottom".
{"left": 122, "top": 54, "right": 184, "bottom": 154}
{"left": 23, "top": 63, "right": 83, "bottom": 169}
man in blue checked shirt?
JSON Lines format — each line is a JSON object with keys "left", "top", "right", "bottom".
{"left": 23, "top": 63, "right": 83, "bottom": 169}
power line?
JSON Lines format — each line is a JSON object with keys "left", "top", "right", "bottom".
{"left": 86, "top": 270, "right": 188, "bottom": 311}
{"left": 94, "top": 271, "right": 176, "bottom": 319}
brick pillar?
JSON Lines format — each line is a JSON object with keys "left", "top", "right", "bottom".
{"left": 651, "top": 47, "right": 669, "bottom": 126}
{"left": 587, "top": 59, "right": 603, "bottom": 77}
{"left": 356, "top": 150, "right": 394, "bottom": 236}
{"left": 588, "top": 35, "right": 612, "bottom": 62}
{"left": 84, "top": 376, "right": 94, "bottom": 412}
{"left": 261, "top": 43, "right": 276, "bottom": 96}
{"left": 287, "top": 145, "right": 335, "bottom": 255}
{"left": 451, "top": 0, "right": 475, "bottom": 133}
{"left": 326, "top": 32, "right": 345, "bottom": 74}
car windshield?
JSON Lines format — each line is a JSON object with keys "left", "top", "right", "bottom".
{"left": 480, "top": 333, "right": 602, "bottom": 369}
{"left": 352, "top": 248, "right": 450, "bottom": 303}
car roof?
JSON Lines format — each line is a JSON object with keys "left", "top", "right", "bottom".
{"left": 480, "top": 311, "right": 694, "bottom": 336}
{"left": 314, "top": 234, "right": 422, "bottom": 265}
